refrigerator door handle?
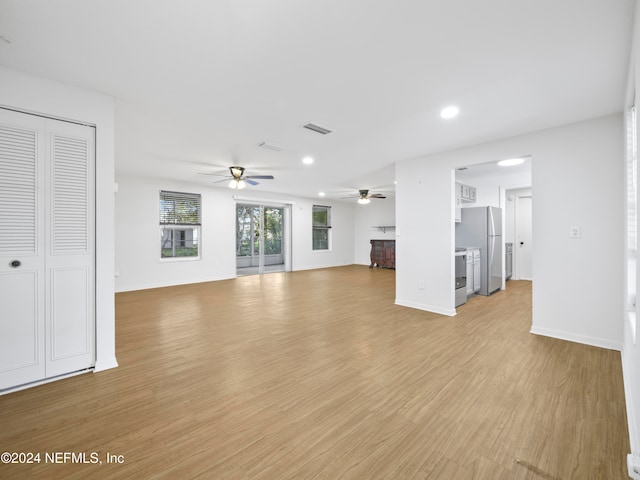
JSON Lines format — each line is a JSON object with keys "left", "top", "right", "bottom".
{"left": 489, "top": 236, "right": 495, "bottom": 271}
{"left": 488, "top": 207, "right": 496, "bottom": 236}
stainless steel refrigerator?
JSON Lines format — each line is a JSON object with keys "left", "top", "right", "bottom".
{"left": 456, "top": 206, "right": 503, "bottom": 296}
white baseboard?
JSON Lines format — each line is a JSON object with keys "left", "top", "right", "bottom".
{"left": 115, "top": 274, "right": 235, "bottom": 293}
{"left": 94, "top": 356, "right": 119, "bottom": 372}
{"left": 622, "top": 350, "right": 639, "bottom": 461}
{"left": 395, "top": 298, "right": 456, "bottom": 317}
{"left": 530, "top": 325, "right": 622, "bottom": 351}
{"left": 0, "top": 369, "right": 92, "bottom": 396}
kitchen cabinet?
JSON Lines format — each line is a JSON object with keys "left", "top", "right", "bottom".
{"left": 460, "top": 183, "right": 476, "bottom": 202}
{"left": 370, "top": 239, "right": 395, "bottom": 269}
{"left": 455, "top": 182, "right": 462, "bottom": 223}
{"left": 464, "top": 248, "right": 481, "bottom": 296}
{"left": 455, "top": 182, "right": 476, "bottom": 223}
{"left": 466, "top": 251, "right": 473, "bottom": 296}
{"left": 505, "top": 243, "right": 513, "bottom": 280}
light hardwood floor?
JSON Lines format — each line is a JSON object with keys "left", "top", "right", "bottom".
{"left": 0, "top": 266, "right": 630, "bottom": 479}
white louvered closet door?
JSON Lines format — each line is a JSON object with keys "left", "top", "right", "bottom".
{"left": 45, "top": 118, "right": 95, "bottom": 378}
{"left": 0, "top": 109, "right": 46, "bottom": 389}
{"left": 0, "top": 108, "right": 95, "bottom": 390}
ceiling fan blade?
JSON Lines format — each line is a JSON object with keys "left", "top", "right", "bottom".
{"left": 245, "top": 175, "right": 274, "bottom": 180}
{"left": 340, "top": 196, "right": 358, "bottom": 199}
{"left": 369, "top": 194, "right": 387, "bottom": 198}
{"left": 245, "top": 179, "right": 260, "bottom": 186}
{"left": 213, "top": 178, "right": 230, "bottom": 184}
{"left": 198, "top": 172, "right": 228, "bottom": 177}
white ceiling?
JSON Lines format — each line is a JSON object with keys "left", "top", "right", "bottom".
{"left": 456, "top": 156, "right": 532, "bottom": 182}
{"left": 0, "top": 0, "right": 634, "bottom": 200}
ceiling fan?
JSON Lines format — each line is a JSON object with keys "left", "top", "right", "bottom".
{"left": 199, "top": 166, "right": 275, "bottom": 189}
{"left": 342, "top": 189, "right": 387, "bottom": 204}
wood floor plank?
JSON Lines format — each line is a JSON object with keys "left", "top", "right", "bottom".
{"left": 0, "top": 266, "right": 630, "bottom": 479}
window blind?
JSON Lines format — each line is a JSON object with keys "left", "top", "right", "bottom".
{"left": 312, "top": 205, "right": 331, "bottom": 228}
{"left": 159, "top": 191, "right": 201, "bottom": 225}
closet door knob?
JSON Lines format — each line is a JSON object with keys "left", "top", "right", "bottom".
{"left": 10, "top": 260, "right": 21, "bottom": 268}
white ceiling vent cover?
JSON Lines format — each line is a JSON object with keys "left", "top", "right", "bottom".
{"left": 302, "top": 122, "right": 332, "bottom": 135}
{"left": 258, "top": 141, "right": 285, "bottom": 151}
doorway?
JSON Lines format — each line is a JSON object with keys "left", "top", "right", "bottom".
{"left": 236, "top": 203, "right": 291, "bottom": 276}
{"left": 505, "top": 188, "right": 533, "bottom": 281}
{"left": 455, "top": 156, "right": 532, "bottom": 294}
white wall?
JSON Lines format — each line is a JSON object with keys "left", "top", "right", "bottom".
{"left": 115, "top": 176, "right": 236, "bottom": 291}
{"left": 459, "top": 170, "right": 532, "bottom": 208}
{"left": 290, "top": 197, "right": 355, "bottom": 272}
{"left": 622, "top": 0, "right": 640, "bottom": 466}
{"left": 0, "top": 66, "right": 117, "bottom": 372}
{"left": 395, "top": 161, "right": 456, "bottom": 316}
{"left": 115, "top": 175, "right": 356, "bottom": 292}
{"left": 396, "top": 114, "right": 624, "bottom": 351}
{"left": 353, "top": 198, "right": 396, "bottom": 266}
{"left": 531, "top": 115, "right": 623, "bottom": 350}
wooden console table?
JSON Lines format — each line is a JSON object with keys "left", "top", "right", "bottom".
{"left": 370, "top": 239, "right": 395, "bottom": 269}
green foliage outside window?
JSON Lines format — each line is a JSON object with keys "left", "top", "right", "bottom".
{"left": 236, "top": 205, "right": 283, "bottom": 257}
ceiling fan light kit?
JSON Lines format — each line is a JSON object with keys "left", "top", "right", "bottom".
{"left": 229, "top": 179, "right": 246, "bottom": 189}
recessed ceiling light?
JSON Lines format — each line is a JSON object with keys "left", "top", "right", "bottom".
{"left": 303, "top": 156, "right": 314, "bottom": 165}
{"left": 440, "top": 106, "right": 459, "bottom": 119}
{"left": 497, "top": 157, "right": 526, "bottom": 167}
{"left": 318, "top": 192, "right": 325, "bottom": 197}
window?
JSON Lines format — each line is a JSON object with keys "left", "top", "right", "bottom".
{"left": 159, "top": 190, "right": 201, "bottom": 259}
{"left": 312, "top": 205, "right": 331, "bottom": 250}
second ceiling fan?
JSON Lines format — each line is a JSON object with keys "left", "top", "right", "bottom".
{"left": 342, "top": 189, "right": 387, "bottom": 204}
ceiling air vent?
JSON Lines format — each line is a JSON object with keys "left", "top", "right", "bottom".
{"left": 258, "top": 141, "right": 284, "bottom": 152}
{"left": 302, "top": 122, "right": 332, "bottom": 135}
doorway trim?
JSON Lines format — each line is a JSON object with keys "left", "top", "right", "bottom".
{"left": 500, "top": 184, "right": 533, "bottom": 285}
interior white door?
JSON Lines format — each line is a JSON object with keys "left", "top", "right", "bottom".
{"left": 0, "top": 109, "right": 46, "bottom": 389}
{"left": 0, "top": 109, "right": 95, "bottom": 390}
{"left": 516, "top": 195, "right": 533, "bottom": 280}
{"left": 45, "top": 118, "right": 95, "bottom": 377}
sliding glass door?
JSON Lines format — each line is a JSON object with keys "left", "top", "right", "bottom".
{"left": 236, "top": 203, "right": 289, "bottom": 276}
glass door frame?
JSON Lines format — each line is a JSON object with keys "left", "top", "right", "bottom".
{"left": 235, "top": 201, "right": 291, "bottom": 276}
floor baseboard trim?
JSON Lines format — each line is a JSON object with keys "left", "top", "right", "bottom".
{"left": 395, "top": 298, "right": 456, "bottom": 317}
{"left": 94, "top": 357, "right": 119, "bottom": 372}
{"left": 622, "top": 349, "right": 639, "bottom": 460}
{"left": 530, "top": 325, "right": 622, "bottom": 351}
